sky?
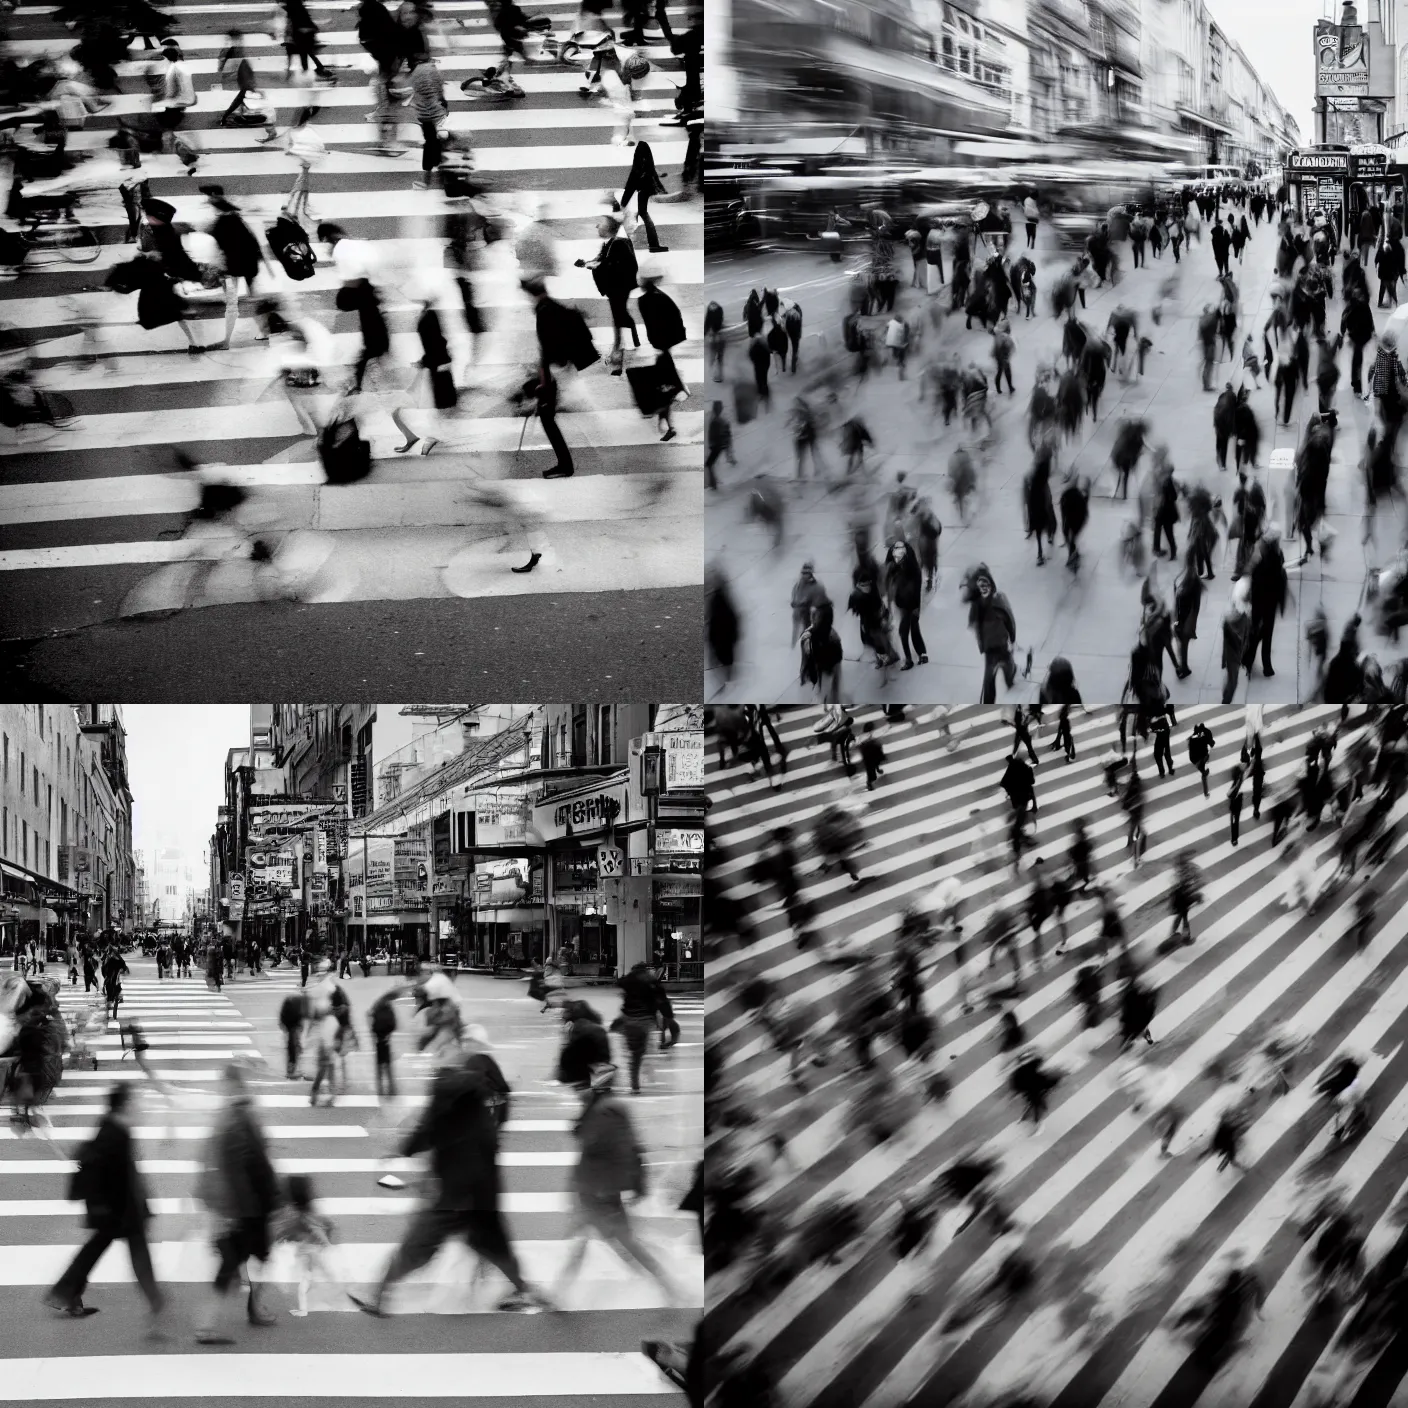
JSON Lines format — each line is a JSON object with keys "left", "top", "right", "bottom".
{"left": 125, "top": 706, "right": 250, "bottom": 871}
{"left": 1211, "top": 0, "right": 1323, "bottom": 144}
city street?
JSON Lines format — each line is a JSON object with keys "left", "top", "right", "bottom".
{"left": 0, "top": 0, "right": 702, "bottom": 698}
{"left": 705, "top": 213, "right": 1397, "bottom": 705}
{"left": 706, "top": 703, "right": 1408, "bottom": 1408}
{"left": 1, "top": 960, "right": 702, "bottom": 1402}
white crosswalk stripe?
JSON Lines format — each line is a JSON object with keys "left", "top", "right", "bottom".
{"left": 3, "top": 960, "right": 697, "bottom": 1399}
{"left": 705, "top": 703, "right": 1408, "bottom": 1408}
{"left": 0, "top": 0, "right": 701, "bottom": 644}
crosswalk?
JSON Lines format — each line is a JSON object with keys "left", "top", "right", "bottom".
{"left": 705, "top": 704, "right": 1408, "bottom": 1408}
{"left": 0, "top": 968, "right": 700, "bottom": 1402}
{"left": 0, "top": 0, "right": 702, "bottom": 641}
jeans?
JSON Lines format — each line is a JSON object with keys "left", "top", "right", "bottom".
{"left": 53, "top": 1221, "right": 163, "bottom": 1313}
{"left": 538, "top": 374, "right": 573, "bottom": 471}
{"left": 622, "top": 1017, "right": 651, "bottom": 1091}
{"left": 375, "top": 1036, "right": 395, "bottom": 1097}
{"left": 898, "top": 608, "right": 926, "bottom": 664}
{"left": 419, "top": 119, "right": 442, "bottom": 173}
{"left": 980, "top": 647, "right": 1017, "bottom": 705}
{"left": 284, "top": 1025, "right": 302, "bottom": 1079}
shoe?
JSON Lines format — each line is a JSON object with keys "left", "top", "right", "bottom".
{"left": 349, "top": 1294, "right": 386, "bottom": 1318}
{"left": 195, "top": 1331, "right": 235, "bottom": 1344}
{"left": 542, "top": 465, "right": 574, "bottom": 479}
{"left": 901, "top": 661, "right": 914, "bottom": 670}
{"left": 498, "top": 1291, "right": 547, "bottom": 1314}
{"left": 419, "top": 438, "right": 439, "bottom": 456}
{"left": 43, "top": 1293, "right": 98, "bottom": 1317}
{"left": 377, "top": 1174, "right": 406, "bottom": 1189}
{"left": 248, "top": 1309, "right": 277, "bottom": 1328}
{"left": 290, "top": 1307, "right": 308, "bottom": 1317}
{"left": 660, "top": 428, "right": 677, "bottom": 442}
{"left": 919, "top": 654, "right": 928, "bottom": 664}
{"left": 647, "top": 245, "right": 670, "bottom": 253}
{"left": 393, "top": 438, "right": 419, "bottom": 454}
{"left": 511, "top": 552, "right": 541, "bottom": 574}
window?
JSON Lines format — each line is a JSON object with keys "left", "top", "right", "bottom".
{"left": 959, "top": 45, "right": 971, "bottom": 75}
{"left": 21, "top": 821, "right": 27, "bottom": 870}
{"left": 32, "top": 766, "right": 38, "bottom": 805}
{"left": 46, "top": 784, "right": 51, "bottom": 820}
{"left": 597, "top": 707, "right": 613, "bottom": 766}
{"left": 2, "top": 734, "right": 6, "bottom": 784}
{"left": 44, "top": 840, "right": 49, "bottom": 873}
{"left": 942, "top": 34, "right": 954, "bottom": 68}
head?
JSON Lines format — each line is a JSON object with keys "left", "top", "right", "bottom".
{"left": 286, "top": 1173, "right": 313, "bottom": 1210}
{"left": 798, "top": 560, "right": 815, "bottom": 582}
{"left": 163, "top": 42, "right": 183, "bottom": 63}
{"left": 597, "top": 214, "right": 621, "bottom": 241}
{"left": 519, "top": 276, "right": 547, "bottom": 300}
{"left": 316, "top": 222, "right": 346, "bottom": 247}
{"left": 107, "top": 1083, "right": 133, "bottom": 1118}
{"left": 220, "top": 1061, "right": 247, "bottom": 1100}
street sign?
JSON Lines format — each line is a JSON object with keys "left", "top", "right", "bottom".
{"left": 597, "top": 846, "right": 625, "bottom": 878}
{"left": 229, "top": 875, "right": 245, "bottom": 910}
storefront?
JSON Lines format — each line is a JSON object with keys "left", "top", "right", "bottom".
{"left": 0, "top": 861, "right": 82, "bottom": 958}
{"left": 532, "top": 777, "right": 629, "bottom": 975}
{"left": 1285, "top": 145, "right": 1405, "bottom": 237}
{"left": 465, "top": 858, "right": 544, "bottom": 966}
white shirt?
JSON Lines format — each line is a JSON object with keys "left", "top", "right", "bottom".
{"left": 332, "top": 238, "right": 379, "bottom": 284}
{"left": 1023, "top": 197, "right": 1039, "bottom": 221}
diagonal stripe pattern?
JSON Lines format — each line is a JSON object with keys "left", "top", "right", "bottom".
{"left": 704, "top": 703, "right": 1408, "bottom": 1408}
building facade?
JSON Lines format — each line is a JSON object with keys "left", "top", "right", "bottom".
{"left": 0, "top": 704, "right": 134, "bottom": 954}
{"left": 710, "top": 0, "right": 1297, "bottom": 168}
{"left": 212, "top": 706, "right": 705, "bottom": 982}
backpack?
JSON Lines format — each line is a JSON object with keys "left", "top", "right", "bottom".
{"left": 318, "top": 411, "right": 372, "bottom": 484}
{"left": 266, "top": 214, "right": 316, "bottom": 281}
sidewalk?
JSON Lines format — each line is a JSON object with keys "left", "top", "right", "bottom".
{"left": 706, "top": 220, "right": 1397, "bottom": 704}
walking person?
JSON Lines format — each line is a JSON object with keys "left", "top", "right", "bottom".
{"left": 551, "top": 1062, "right": 687, "bottom": 1306}
{"left": 194, "top": 1064, "right": 281, "bottom": 1344}
{"left": 351, "top": 1049, "right": 550, "bottom": 1315}
{"left": 368, "top": 986, "right": 409, "bottom": 1098}
{"left": 579, "top": 213, "right": 639, "bottom": 375}
{"left": 280, "top": 990, "right": 307, "bottom": 1080}
{"left": 637, "top": 260, "right": 687, "bottom": 442}
{"left": 884, "top": 538, "right": 927, "bottom": 671}
{"left": 1189, "top": 721, "right": 1215, "bottom": 797}
{"left": 1228, "top": 763, "right": 1246, "bottom": 846}
{"left": 407, "top": 50, "right": 447, "bottom": 186}
{"left": 525, "top": 276, "right": 597, "bottom": 479}
{"left": 617, "top": 141, "right": 669, "bottom": 254}
{"left": 616, "top": 961, "right": 665, "bottom": 1094}
{"left": 45, "top": 1084, "right": 165, "bottom": 1329}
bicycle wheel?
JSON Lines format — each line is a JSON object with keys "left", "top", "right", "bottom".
{"left": 53, "top": 224, "right": 99, "bottom": 264}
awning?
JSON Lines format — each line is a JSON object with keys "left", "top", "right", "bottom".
{"left": 0, "top": 863, "right": 30, "bottom": 884}
{"left": 40, "top": 908, "right": 59, "bottom": 925}
{"left": 1176, "top": 106, "right": 1235, "bottom": 137}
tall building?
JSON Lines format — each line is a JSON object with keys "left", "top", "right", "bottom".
{"left": 709, "top": 0, "right": 1297, "bottom": 166}
{"left": 0, "top": 705, "right": 132, "bottom": 953}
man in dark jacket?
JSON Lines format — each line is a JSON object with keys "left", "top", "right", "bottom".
{"left": 526, "top": 275, "right": 599, "bottom": 479}
{"left": 368, "top": 985, "right": 410, "bottom": 1098}
{"left": 280, "top": 990, "right": 308, "bottom": 1080}
{"left": 195, "top": 1064, "right": 280, "bottom": 1343}
{"left": 46, "top": 1083, "right": 164, "bottom": 1324}
{"left": 352, "top": 1053, "right": 548, "bottom": 1315}
{"left": 558, "top": 999, "right": 611, "bottom": 1090}
{"left": 550, "top": 1062, "right": 685, "bottom": 1306}
{"left": 963, "top": 563, "right": 1018, "bottom": 704}
{"left": 616, "top": 961, "right": 664, "bottom": 1093}
{"left": 1246, "top": 526, "right": 1289, "bottom": 678}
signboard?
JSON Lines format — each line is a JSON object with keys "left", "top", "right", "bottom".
{"left": 662, "top": 732, "right": 704, "bottom": 789}
{"left": 1316, "top": 19, "right": 1370, "bottom": 97}
{"left": 656, "top": 828, "right": 704, "bottom": 855}
{"left": 597, "top": 846, "right": 625, "bottom": 878}
{"left": 310, "top": 872, "right": 328, "bottom": 897}
{"left": 314, "top": 827, "right": 327, "bottom": 874}
{"left": 333, "top": 784, "right": 347, "bottom": 805}
{"left": 229, "top": 874, "right": 245, "bottom": 911}
{"left": 1317, "top": 176, "right": 1345, "bottom": 211}
{"left": 531, "top": 780, "right": 628, "bottom": 842}
{"left": 1288, "top": 149, "right": 1349, "bottom": 174}
{"left": 1350, "top": 151, "right": 1388, "bottom": 178}
{"left": 350, "top": 758, "right": 368, "bottom": 818}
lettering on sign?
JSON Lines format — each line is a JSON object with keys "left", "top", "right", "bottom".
{"left": 553, "top": 793, "right": 622, "bottom": 830}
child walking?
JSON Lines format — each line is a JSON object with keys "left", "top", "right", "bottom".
{"left": 271, "top": 1174, "right": 340, "bottom": 1316}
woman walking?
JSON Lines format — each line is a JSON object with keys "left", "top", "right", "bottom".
{"left": 579, "top": 212, "right": 638, "bottom": 374}
{"left": 618, "top": 141, "right": 669, "bottom": 253}
{"left": 391, "top": 298, "right": 456, "bottom": 455}
{"left": 884, "top": 538, "right": 927, "bottom": 670}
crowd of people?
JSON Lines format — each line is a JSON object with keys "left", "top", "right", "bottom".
{"left": 0, "top": 0, "right": 701, "bottom": 564}
{"left": 0, "top": 938, "right": 698, "bottom": 1373}
{"left": 705, "top": 176, "right": 1408, "bottom": 706}
{"left": 703, "top": 703, "right": 1408, "bottom": 1405}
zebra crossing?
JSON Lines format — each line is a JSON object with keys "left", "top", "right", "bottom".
{"left": 0, "top": 965, "right": 699, "bottom": 1402}
{"left": 0, "top": 0, "right": 702, "bottom": 660}
{"left": 705, "top": 704, "right": 1408, "bottom": 1408}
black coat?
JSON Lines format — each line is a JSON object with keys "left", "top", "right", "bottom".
{"left": 884, "top": 543, "right": 924, "bottom": 611}
{"left": 591, "top": 236, "right": 638, "bottom": 299}
{"left": 558, "top": 1016, "right": 611, "bottom": 1088}
{"left": 639, "top": 285, "right": 686, "bottom": 351}
{"left": 71, "top": 1116, "right": 150, "bottom": 1232}
{"left": 402, "top": 1061, "right": 504, "bottom": 1211}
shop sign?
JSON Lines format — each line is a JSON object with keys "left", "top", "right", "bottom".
{"left": 229, "top": 875, "right": 245, "bottom": 910}
{"left": 1316, "top": 19, "right": 1370, "bottom": 97}
{"left": 597, "top": 846, "right": 624, "bottom": 878}
{"left": 656, "top": 879, "right": 702, "bottom": 898}
{"left": 532, "top": 781, "right": 628, "bottom": 841}
{"left": 1350, "top": 150, "right": 1388, "bottom": 178}
{"left": 662, "top": 731, "right": 704, "bottom": 788}
{"left": 1288, "top": 149, "right": 1348, "bottom": 174}
{"left": 310, "top": 872, "right": 328, "bottom": 897}
{"left": 369, "top": 895, "right": 397, "bottom": 912}
{"left": 656, "top": 828, "right": 704, "bottom": 854}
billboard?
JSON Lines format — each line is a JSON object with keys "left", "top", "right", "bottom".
{"left": 1316, "top": 19, "right": 1370, "bottom": 97}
